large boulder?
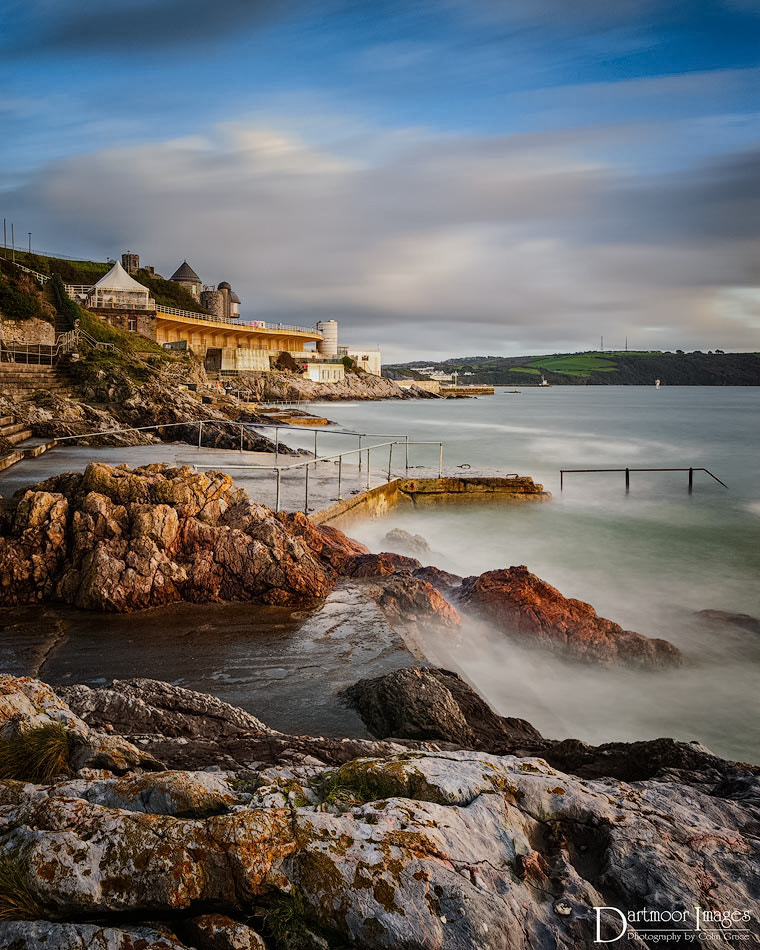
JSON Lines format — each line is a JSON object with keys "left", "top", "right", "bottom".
{"left": 0, "top": 464, "right": 334, "bottom": 611}
{"left": 458, "top": 565, "right": 681, "bottom": 668}
{"left": 342, "top": 667, "right": 542, "bottom": 753}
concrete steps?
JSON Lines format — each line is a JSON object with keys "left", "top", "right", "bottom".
{"left": 0, "top": 363, "right": 69, "bottom": 400}
{"left": 0, "top": 395, "right": 58, "bottom": 473}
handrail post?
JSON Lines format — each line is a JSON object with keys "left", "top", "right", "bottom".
{"left": 439, "top": 442, "right": 443, "bottom": 477}
{"left": 358, "top": 435, "right": 362, "bottom": 472}
{"left": 240, "top": 423, "right": 244, "bottom": 452}
{"left": 198, "top": 421, "right": 202, "bottom": 449}
{"left": 560, "top": 470, "right": 564, "bottom": 491}
{"left": 405, "top": 435, "right": 409, "bottom": 472}
{"left": 388, "top": 442, "right": 393, "bottom": 481}
{"left": 304, "top": 464, "right": 309, "bottom": 513}
{"left": 366, "top": 448, "right": 371, "bottom": 490}
{"left": 275, "top": 427, "right": 279, "bottom": 463}
{"left": 314, "top": 430, "right": 318, "bottom": 461}
{"left": 688, "top": 467, "right": 693, "bottom": 494}
{"left": 275, "top": 468, "right": 281, "bottom": 512}
{"left": 338, "top": 455, "right": 343, "bottom": 500}
{"left": 625, "top": 468, "right": 630, "bottom": 493}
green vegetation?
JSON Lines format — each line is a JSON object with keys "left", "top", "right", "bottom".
{"left": 7, "top": 250, "right": 109, "bottom": 286}
{"left": 135, "top": 268, "right": 209, "bottom": 314}
{"left": 265, "top": 887, "right": 311, "bottom": 943}
{"left": 386, "top": 350, "right": 760, "bottom": 386}
{"left": 0, "top": 722, "right": 72, "bottom": 783}
{"left": 0, "top": 852, "right": 49, "bottom": 921}
{"left": 0, "top": 258, "right": 55, "bottom": 323}
{"left": 526, "top": 353, "right": 618, "bottom": 377}
{"left": 316, "top": 758, "right": 445, "bottom": 807}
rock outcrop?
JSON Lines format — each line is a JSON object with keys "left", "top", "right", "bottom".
{"left": 342, "top": 667, "right": 542, "bottom": 753}
{"left": 0, "top": 675, "right": 758, "bottom": 950}
{"left": 458, "top": 565, "right": 682, "bottom": 668}
{"left": 0, "top": 463, "right": 334, "bottom": 610}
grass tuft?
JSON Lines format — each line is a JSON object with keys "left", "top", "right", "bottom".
{"left": 0, "top": 853, "right": 48, "bottom": 921}
{"left": 0, "top": 721, "right": 73, "bottom": 783}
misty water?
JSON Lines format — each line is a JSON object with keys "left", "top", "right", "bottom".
{"left": 1, "top": 386, "right": 758, "bottom": 761}
{"left": 297, "top": 386, "right": 760, "bottom": 762}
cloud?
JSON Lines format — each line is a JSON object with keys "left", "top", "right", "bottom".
{"left": 5, "top": 120, "right": 759, "bottom": 359}
{"left": 1, "top": 0, "right": 310, "bottom": 55}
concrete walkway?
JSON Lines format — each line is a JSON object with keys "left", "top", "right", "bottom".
{"left": 0, "top": 441, "right": 415, "bottom": 514}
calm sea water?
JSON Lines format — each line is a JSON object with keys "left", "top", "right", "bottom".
{"left": 300, "top": 386, "right": 760, "bottom": 761}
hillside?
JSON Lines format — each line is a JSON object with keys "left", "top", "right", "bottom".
{"left": 4, "top": 251, "right": 209, "bottom": 314}
{"left": 385, "top": 351, "right": 760, "bottom": 386}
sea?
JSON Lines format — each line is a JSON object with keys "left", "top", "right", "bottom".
{"left": 1, "top": 385, "right": 758, "bottom": 761}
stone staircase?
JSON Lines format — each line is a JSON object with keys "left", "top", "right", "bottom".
{"left": 0, "top": 411, "right": 56, "bottom": 473}
{"left": 0, "top": 363, "right": 69, "bottom": 400}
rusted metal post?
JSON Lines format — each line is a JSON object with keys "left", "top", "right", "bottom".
{"left": 358, "top": 435, "right": 362, "bottom": 473}
{"left": 198, "top": 421, "right": 202, "bottom": 449}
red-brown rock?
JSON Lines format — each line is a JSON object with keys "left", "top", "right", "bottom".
{"left": 458, "top": 565, "right": 681, "bottom": 668}
{"left": 345, "top": 552, "right": 423, "bottom": 577}
{"left": 276, "top": 510, "right": 370, "bottom": 573}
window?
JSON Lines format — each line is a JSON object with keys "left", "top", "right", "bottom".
{"left": 128, "top": 316, "right": 137, "bottom": 332}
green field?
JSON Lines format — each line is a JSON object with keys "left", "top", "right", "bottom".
{"left": 527, "top": 353, "right": 618, "bottom": 377}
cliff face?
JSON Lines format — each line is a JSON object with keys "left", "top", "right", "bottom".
{"left": 0, "top": 673, "right": 758, "bottom": 950}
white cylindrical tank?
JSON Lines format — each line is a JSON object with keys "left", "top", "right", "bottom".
{"left": 316, "top": 319, "right": 338, "bottom": 356}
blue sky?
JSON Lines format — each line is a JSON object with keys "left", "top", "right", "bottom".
{"left": 1, "top": 0, "right": 759, "bottom": 359}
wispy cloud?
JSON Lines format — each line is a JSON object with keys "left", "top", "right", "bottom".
{"left": 6, "top": 120, "right": 758, "bottom": 357}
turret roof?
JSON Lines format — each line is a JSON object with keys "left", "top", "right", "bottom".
{"left": 170, "top": 261, "right": 201, "bottom": 282}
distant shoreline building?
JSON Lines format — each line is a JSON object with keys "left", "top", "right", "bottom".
{"left": 71, "top": 251, "right": 382, "bottom": 381}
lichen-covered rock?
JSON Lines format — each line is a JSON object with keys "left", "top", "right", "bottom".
{"left": 185, "top": 914, "right": 268, "bottom": 950}
{"left": 0, "top": 922, "right": 192, "bottom": 949}
{"left": 458, "top": 565, "right": 682, "bottom": 668}
{"left": 0, "top": 674, "right": 163, "bottom": 777}
{"left": 1, "top": 678, "right": 758, "bottom": 950}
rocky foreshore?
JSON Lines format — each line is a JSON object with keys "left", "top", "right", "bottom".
{"left": 0, "top": 672, "right": 758, "bottom": 950}
{"left": 0, "top": 462, "right": 681, "bottom": 669}
{"left": 0, "top": 361, "right": 435, "bottom": 457}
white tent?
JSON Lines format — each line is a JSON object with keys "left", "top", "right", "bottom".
{"left": 86, "top": 261, "right": 154, "bottom": 311}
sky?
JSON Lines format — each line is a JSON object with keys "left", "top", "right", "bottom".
{"left": 1, "top": 0, "right": 759, "bottom": 361}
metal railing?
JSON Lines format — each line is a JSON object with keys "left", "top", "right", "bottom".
{"left": 1, "top": 341, "right": 58, "bottom": 365}
{"left": 560, "top": 467, "right": 728, "bottom": 493}
{"left": 0, "top": 256, "right": 49, "bottom": 284}
{"left": 46, "top": 419, "right": 443, "bottom": 513}
{"left": 155, "top": 305, "right": 322, "bottom": 337}
{"left": 197, "top": 437, "right": 444, "bottom": 513}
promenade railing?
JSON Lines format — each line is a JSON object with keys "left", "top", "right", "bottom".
{"left": 47, "top": 420, "right": 444, "bottom": 512}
